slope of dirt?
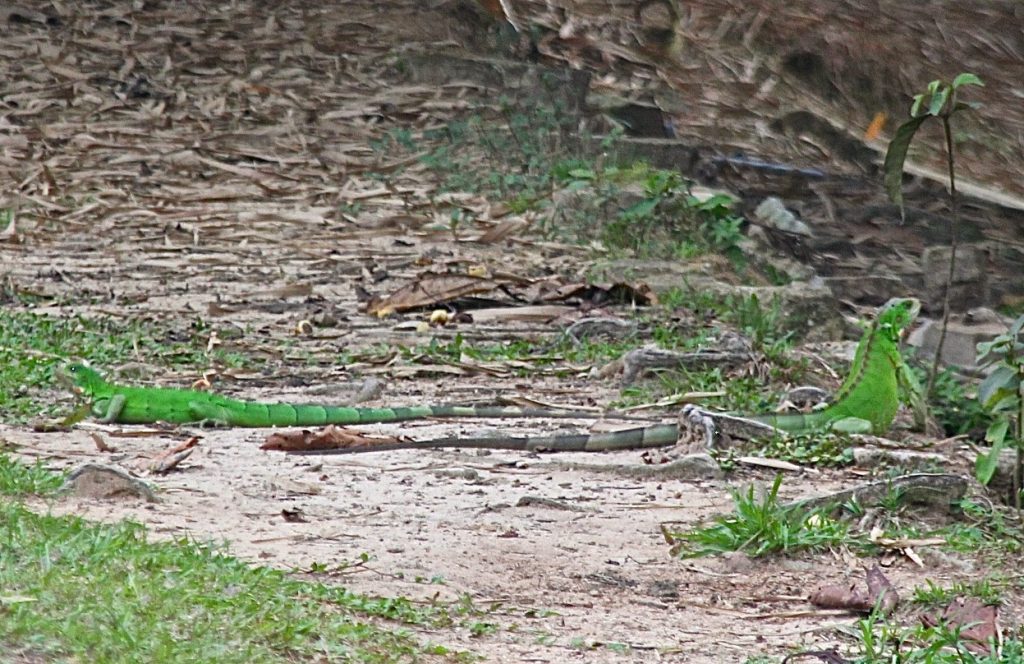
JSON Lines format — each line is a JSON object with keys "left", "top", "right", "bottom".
{"left": 1, "top": 1, "right": 1022, "bottom": 662}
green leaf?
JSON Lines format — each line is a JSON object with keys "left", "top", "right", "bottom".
{"left": 985, "top": 418, "right": 1009, "bottom": 444}
{"left": 978, "top": 365, "right": 1020, "bottom": 409}
{"left": 953, "top": 101, "right": 982, "bottom": 113}
{"left": 951, "top": 73, "right": 984, "bottom": 89}
{"left": 1010, "top": 314, "right": 1024, "bottom": 337}
{"left": 910, "top": 94, "right": 925, "bottom": 117}
{"left": 976, "top": 338, "right": 1010, "bottom": 366}
{"left": 622, "top": 197, "right": 659, "bottom": 219}
{"left": 928, "top": 87, "right": 950, "bottom": 116}
{"left": 975, "top": 420, "right": 1008, "bottom": 485}
{"left": 883, "top": 116, "right": 928, "bottom": 222}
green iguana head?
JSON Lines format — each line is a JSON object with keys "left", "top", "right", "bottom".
{"left": 877, "top": 297, "right": 921, "bottom": 341}
{"left": 59, "top": 363, "right": 109, "bottom": 397}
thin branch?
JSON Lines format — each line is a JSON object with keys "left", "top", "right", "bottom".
{"left": 925, "top": 115, "right": 960, "bottom": 398}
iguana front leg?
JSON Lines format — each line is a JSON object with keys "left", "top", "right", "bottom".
{"left": 896, "top": 359, "right": 928, "bottom": 431}
{"left": 94, "top": 394, "right": 127, "bottom": 424}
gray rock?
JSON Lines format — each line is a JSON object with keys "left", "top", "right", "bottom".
{"left": 909, "top": 316, "right": 1011, "bottom": 370}
{"left": 921, "top": 244, "right": 989, "bottom": 312}
{"left": 60, "top": 464, "right": 158, "bottom": 503}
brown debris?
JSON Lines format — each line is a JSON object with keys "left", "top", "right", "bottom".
{"left": 366, "top": 272, "right": 654, "bottom": 316}
{"left": 147, "top": 437, "right": 199, "bottom": 474}
{"left": 261, "top": 426, "right": 402, "bottom": 453}
{"left": 921, "top": 597, "right": 1000, "bottom": 654}
{"left": 808, "top": 564, "right": 898, "bottom": 615}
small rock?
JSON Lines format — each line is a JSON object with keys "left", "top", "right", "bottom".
{"left": 721, "top": 550, "right": 754, "bottom": 573}
{"left": 60, "top": 464, "right": 158, "bottom": 503}
{"left": 752, "top": 197, "right": 813, "bottom": 237}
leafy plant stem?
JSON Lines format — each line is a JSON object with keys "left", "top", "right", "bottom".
{"left": 1017, "top": 379, "right": 1023, "bottom": 510}
{"left": 926, "top": 115, "right": 961, "bottom": 399}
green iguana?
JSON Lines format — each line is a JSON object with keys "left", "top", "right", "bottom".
{"left": 61, "top": 364, "right": 614, "bottom": 427}
{"left": 291, "top": 297, "right": 926, "bottom": 455}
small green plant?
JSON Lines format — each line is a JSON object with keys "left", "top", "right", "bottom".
{"left": 895, "top": 498, "right": 1023, "bottom": 555}
{"left": 725, "top": 293, "right": 795, "bottom": 361}
{"left": 690, "top": 193, "right": 745, "bottom": 261}
{"left": 0, "top": 453, "right": 64, "bottom": 496}
{"left": 849, "top": 610, "right": 1017, "bottom": 663}
{"left": 670, "top": 474, "right": 850, "bottom": 557}
{"left": 922, "top": 364, "right": 991, "bottom": 436}
{"left": 883, "top": 72, "right": 984, "bottom": 397}
{"left": 974, "top": 314, "right": 1024, "bottom": 508}
{"left": 912, "top": 578, "right": 1005, "bottom": 607}
{"left": 416, "top": 99, "right": 580, "bottom": 207}
{"left": 753, "top": 432, "right": 854, "bottom": 467}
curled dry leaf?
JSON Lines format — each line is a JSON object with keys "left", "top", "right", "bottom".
{"left": 808, "top": 564, "right": 898, "bottom": 615}
{"left": 281, "top": 508, "right": 308, "bottom": 523}
{"left": 367, "top": 272, "right": 657, "bottom": 316}
{"left": 367, "top": 273, "right": 498, "bottom": 315}
{"left": 147, "top": 437, "right": 200, "bottom": 474}
{"left": 921, "top": 596, "right": 999, "bottom": 654}
{"left": 90, "top": 432, "right": 117, "bottom": 453}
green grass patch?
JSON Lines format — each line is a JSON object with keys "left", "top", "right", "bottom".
{"left": 750, "top": 432, "right": 855, "bottom": 467}
{"left": 914, "top": 499, "right": 1024, "bottom": 555}
{"left": 0, "top": 453, "right": 64, "bottom": 496}
{"left": 849, "top": 610, "right": 1019, "bottom": 663}
{"left": 917, "top": 363, "right": 991, "bottom": 436}
{"left": 912, "top": 578, "right": 1007, "bottom": 607}
{"left": 0, "top": 502, "right": 462, "bottom": 663}
{"left": 669, "top": 474, "right": 851, "bottom": 558}
{"left": 370, "top": 99, "right": 752, "bottom": 264}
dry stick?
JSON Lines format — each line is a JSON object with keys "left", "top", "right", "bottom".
{"left": 925, "top": 115, "right": 960, "bottom": 398}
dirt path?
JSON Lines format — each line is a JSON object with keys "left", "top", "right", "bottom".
{"left": 2, "top": 1, "right": 1022, "bottom": 661}
{"left": 2, "top": 424, "right": 924, "bottom": 662}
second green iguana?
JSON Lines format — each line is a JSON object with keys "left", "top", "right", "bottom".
{"left": 292, "top": 297, "right": 926, "bottom": 455}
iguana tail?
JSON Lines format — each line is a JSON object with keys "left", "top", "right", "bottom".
{"left": 199, "top": 402, "right": 625, "bottom": 428}
{"left": 746, "top": 411, "right": 827, "bottom": 432}
{"left": 287, "top": 423, "right": 681, "bottom": 454}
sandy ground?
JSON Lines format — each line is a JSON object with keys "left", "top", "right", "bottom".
{"left": 2, "top": 0, "right": 1022, "bottom": 661}
{"left": 5, "top": 418, "right": 1011, "bottom": 662}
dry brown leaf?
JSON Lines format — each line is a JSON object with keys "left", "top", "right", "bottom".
{"left": 89, "top": 432, "right": 116, "bottom": 453}
{"left": 921, "top": 597, "right": 1000, "bottom": 654}
{"left": 367, "top": 274, "right": 500, "bottom": 315}
{"left": 476, "top": 218, "right": 528, "bottom": 243}
{"left": 808, "top": 564, "right": 898, "bottom": 615}
{"left": 148, "top": 437, "right": 200, "bottom": 474}
{"left": 261, "top": 426, "right": 401, "bottom": 452}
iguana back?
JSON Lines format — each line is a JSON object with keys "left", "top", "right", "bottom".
{"left": 749, "top": 297, "right": 918, "bottom": 434}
